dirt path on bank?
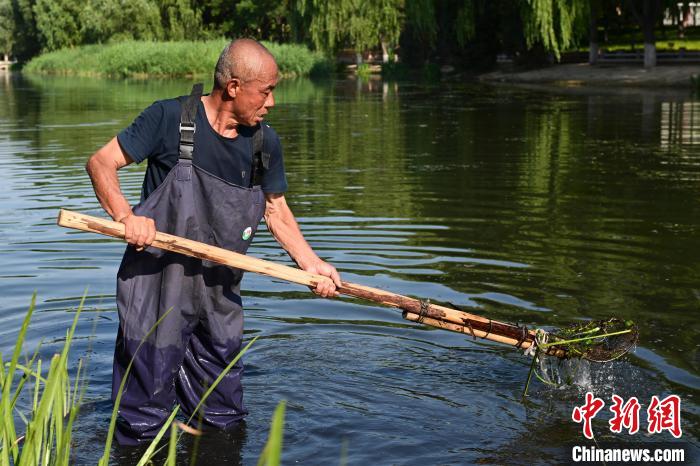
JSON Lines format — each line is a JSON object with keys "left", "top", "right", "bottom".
{"left": 479, "top": 63, "right": 700, "bottom": 88}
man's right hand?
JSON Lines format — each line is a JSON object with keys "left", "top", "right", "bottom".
{"left": 119, "top": 213, "right": 156, "bottom": 251}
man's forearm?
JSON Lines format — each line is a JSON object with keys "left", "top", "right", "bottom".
{"left": 86, "top": 157, "right": 132, "bottom": 221}
{"left": 265, "top": 200, "right": 320, "bottom": 269}
{"left": 264, "top": 194, "right": 341, "bottom": 296}
{"left": 85, "top": 137, "right": 135, "bottom": 222}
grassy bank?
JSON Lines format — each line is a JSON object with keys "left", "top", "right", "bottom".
{"left": 24, "top": 40, "right": 331, "bottom": 78}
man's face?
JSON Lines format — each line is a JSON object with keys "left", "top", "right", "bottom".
{"left": 229, "top": 59, "right": 278, "bottom": 127}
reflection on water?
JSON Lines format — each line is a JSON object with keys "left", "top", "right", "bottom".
{"left": 661, "top": 101, "right": 700, "bottom": 147}
{"left": 0, "top": 74, "right": 698, "bottom": 464}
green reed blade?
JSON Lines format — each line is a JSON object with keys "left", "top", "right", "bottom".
{"left": 522, "top": 347, "right": 540, "bottom": 397}
{"left": 32, "top": 359, "right": 41, "bottom": 417}
{"left": 9, "top": 363, "right": 47, "bottom": 384}
{"left": 184, "top": 337, "right": 258, "bottom": 427}
{"left": 98, "top": 306, "right": 176, "bottom": 466}
{"left": 533, "top": 367, "right": 560, "bottom": 387}
{"left": 540, "top": 329, "right": 632, "bottom": 348}
{"left": 17, "top": 292, "right": 85, "bottom": 466}
{"left": 60, "top": 358, "right": 87, "bottom": 464}
{"left": 136, "top": 406, "right": 180, "bottom": 466}
{"left": 187, "top": 415, "right": 204, "bottom": 466}
{"left": 257, "top": 400, "right": 287, "bottom": 466}
{"left": 14, "top": 407, "right": 28, "bottom": 427}
{"left": 52, "top": 369, "right": 65, "bottom": 460}
{"left": 149, "top": 336, "right": 259, "bottom": 460}
{"left": 10, "top": 345, "right": 45, "bottom": 411}
{"left": 167, "top": 421, "right": 178, "bottom": 466}
{"left": 1, "top": 293, "right": 36, "bottom": 464}
{"left": 24, "top": 354, "right": 59, "bottom": 466}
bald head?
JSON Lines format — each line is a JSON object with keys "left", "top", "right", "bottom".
{"left": 214, "top": 39, "right": 278, "bottom": 89}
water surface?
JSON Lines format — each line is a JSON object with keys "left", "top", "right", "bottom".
{"left": 0, "top": 73, "right": 698, "bottom": 464}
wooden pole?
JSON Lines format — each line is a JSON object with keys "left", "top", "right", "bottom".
{"left": 56, "top": 209, "right": 568, "bottom": 357}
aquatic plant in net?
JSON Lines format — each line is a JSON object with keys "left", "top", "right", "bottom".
{"left": 523, "top": 318, "right": 639, "bottom": 395}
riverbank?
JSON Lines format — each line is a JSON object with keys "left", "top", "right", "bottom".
{"left": 23, "top": 40, "right": 331, "bottom": 79}
{"left": 479, "top": 63, "right": 700, "bottom": 88}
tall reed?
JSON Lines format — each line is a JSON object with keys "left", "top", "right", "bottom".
{"left": 0, "top": 293, "right": 84, "bottom": 466}
{"left": 0, "top": 294, "right": 285, "bottom": 465}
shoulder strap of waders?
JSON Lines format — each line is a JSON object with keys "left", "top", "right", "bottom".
{"left": 178, "top": 83, "right": 203, "bottom": 160}
{"left": 250, "top": 123, "right": 270, "bottom": 187}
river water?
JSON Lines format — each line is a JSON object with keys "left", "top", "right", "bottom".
{"left": 0, "top": 74, "right": 698, "bottom": 464}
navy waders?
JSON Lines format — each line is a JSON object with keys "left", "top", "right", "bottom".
{"left": 112, "top": 84, "right": 268, "bottom": 445}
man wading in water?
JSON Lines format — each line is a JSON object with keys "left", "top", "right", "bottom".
{"left": 86, "top": 39, "right": 341, "bottom": 445}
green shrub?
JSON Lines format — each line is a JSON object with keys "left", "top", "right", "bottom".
{"left": 356, "top": 63, "right": 372, "bottom": 79}
{"left": 24, "top": 40, "right": 332, "bottom": 78}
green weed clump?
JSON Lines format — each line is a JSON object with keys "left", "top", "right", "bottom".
{"left": 355, "top": 63, "right": 373, "bottom": 79}
{"left": 0, "top": 294, "right": 285, "bottom": 465}
{"left": 24, "top": 40, "right": 331, "bottom": 79}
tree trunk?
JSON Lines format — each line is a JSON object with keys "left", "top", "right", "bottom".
{"left": 644, "top": 43, "right": 657, "bottom": 68}
{"left": 381, "top": 39, "right": 389, "bottom": 63}
{"left": 626, "top": 0, "right": 659, "bottom": 67}
{"left": 3, "top": 53, "right": 8, "bottom": 62}
{"left": 589, "top": 0, "right": 599, "bottom": 64}
{"left": 355, "top": 52, "right": 363, "bottom": 65}
{"left": 642, "top": 0, "right": 659, "bottom": 68}
{"left": 627, "top": 0, "right": 661, "bottom": 68}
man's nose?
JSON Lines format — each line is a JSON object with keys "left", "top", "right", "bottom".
{"left": 265, "top": 92, "right": 275, "bottom": 108}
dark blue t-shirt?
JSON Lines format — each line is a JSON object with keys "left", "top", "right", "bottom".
{"left": 117, "top": 97, "right": 288, "bottom": 200}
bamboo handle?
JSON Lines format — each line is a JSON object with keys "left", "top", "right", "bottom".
{"left": 403, "top": 312, "right": 567, "bottom": 358}
{"left": 57, "top": 209, "right": 330, "bottom": 288}
{"left": 57, "top": 209, "right": 553, "bottom": 354}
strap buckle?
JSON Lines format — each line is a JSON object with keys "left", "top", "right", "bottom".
{"left": 179, "top": 123, "right": 196, "bottom": 136}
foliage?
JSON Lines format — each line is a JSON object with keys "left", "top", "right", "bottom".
{"left": 0, "top": 294, "right": 84, "bottom": 465}
{"left": 0, "top": 0, "right": 13, "bottom": 57}
{"left": 24, "top": 39, "right": 331, "bottom": 78}
{"left": 33, "top": 0, "right": 83, "bottom": 51}
{"left": 4, "top": 0, "right": 209, "bottom": 57}
{"left": 4, "top": 0, "right": 700, "bottom": 66}
{"left": 7, "top": 0, "right": 40, "bottom": 60}
{"left": 454, "top": 1, "right": 477, "bottom": 48}
{"left": 299, "top": 0, "right": 404, "bottom": 62}
{"left": 356, "top": 63, "right": 372, "bottom": 79}
{"left": 521, "top": 0, "right": 589, "bottom": 59}
{"left": 256, "top": 401, "right": 286, "bottom": 466}
{"left": 405, "top": 0, "right": 437, "bottom": 48}
{"left": 79, "top": 0, "right": 164, "bottom": 44}
{"left": 0, "top": 294, "right": 284, "bottom": 465}
{"left": 265, "top": 41, "right": 333, "bottom": 77}
{"left": 229, "top": 0, "right": 292, "bottom": 43}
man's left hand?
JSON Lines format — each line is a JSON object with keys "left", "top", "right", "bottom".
{"left": 303, "top": 260, "right": 342, "bottom": 298}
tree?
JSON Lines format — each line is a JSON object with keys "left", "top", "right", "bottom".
{"left": 299, "top": 0, "right": 404, "bottom": 64}
{"left": 10, "top": 0, "right": 40, "bottom": 60}
{"left": 0, "top": 0, "right": 13, "bottom": 60}
{"left": 229, "top": 0, "right": 292, "bottom": 42}
{"left": 32, "top": 0, "right": 207, "bottom": 51}
{"left": 161, "top": 0, "right": 207, "bottom": 41}
{"left": 626, "top": 0, "right": 662, "bottom": 68}
{"left": 588, "top": 0, "right": 600, "bottom": 64}
{"left": 33, "top": 0, "right": 83, "bottom": 51}
{"left": 521, "top": 0, "right": 588, "bottom": 61}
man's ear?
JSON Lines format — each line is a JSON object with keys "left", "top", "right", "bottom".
{"left": 227, "top": 78, "right": 241, "bottom": 99}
